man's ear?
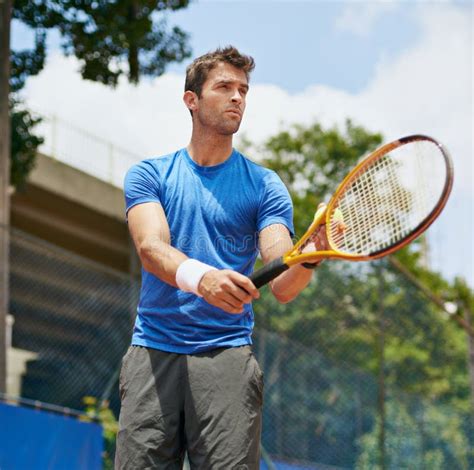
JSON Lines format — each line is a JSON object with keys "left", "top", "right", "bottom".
{"left": 183, "top": 90, "right": 198, "bottom": 113}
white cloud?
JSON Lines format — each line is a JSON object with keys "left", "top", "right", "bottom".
{"left": 23, "top": 4, "right": 473, "bottom": 284}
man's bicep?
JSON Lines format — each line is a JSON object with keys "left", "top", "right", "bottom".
{"left": 258, "top": 224, "right": 293, "bottom": 264}
{"left": 127, "top": 202, "right": 171, "bottom": 247}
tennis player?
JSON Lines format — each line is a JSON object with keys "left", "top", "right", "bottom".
{"left": 115, "top": 46, "right": 326, "bottom": 469}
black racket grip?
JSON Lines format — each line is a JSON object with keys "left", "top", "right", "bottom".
{"left": 249, "top": 257, "right": 290, "bottom": 289}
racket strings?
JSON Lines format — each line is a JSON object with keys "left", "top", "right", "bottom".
{"left": 351, "top": 159, "right": 407, "bottom": 251}
{"left": 334, "top": 160, "right": 398, "bottom": 251}
{"left": 329, "top": 141, "right": 444, "bottom": 255}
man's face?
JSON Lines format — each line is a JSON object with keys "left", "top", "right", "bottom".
{"left": 192, "top": 62, "right": 249, "bottom": 135}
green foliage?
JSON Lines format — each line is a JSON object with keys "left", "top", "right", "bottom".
{"left": 453, "top": 277, "right": 474, "bottom": 331}
{"left": 355, "top": 400, "right": 469, "bottom": 469}
{"left": 10, "top": 31, "right": 46, "bottom": 93}
{"left": 83, "top": 396, "right": 119, "bottom": 470}
{"left": 255, "top": 259, "right": 467, "bottom": 399}
{"left": 10, "top": 103, "right": 43, "bottom": 188}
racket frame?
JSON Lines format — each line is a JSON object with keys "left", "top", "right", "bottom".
{"left": 277, "top": 134, "right": 453, "bottom": 268}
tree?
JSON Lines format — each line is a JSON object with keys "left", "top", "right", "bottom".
{"left": 9, "top": 25, "right": 45, "bottom": 188}
{"left": 1, "top": 0, "right": 192, "bottom": 392}
{"left": 251, "top": 120, "right": 469, "bottom": 398}
{"left": 248, "top": 119, "right": 473, "bottom": 467}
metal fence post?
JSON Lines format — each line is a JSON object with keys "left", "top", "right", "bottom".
{"left": 51, "top": 114, "right": 58, "bottom": 159}
{"left": 109, "top": 143, "right": 114, "bottom": 183}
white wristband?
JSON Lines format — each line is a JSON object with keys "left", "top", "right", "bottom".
{"left": 175, "top": 259, "right": 217, "bottom": 297}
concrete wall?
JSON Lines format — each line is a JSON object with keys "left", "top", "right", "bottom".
{"left": 11, "top": 153, "right": 132, "bottom": 273}
{"left": 7, "top": 153, "right": 141, "bottom": 398}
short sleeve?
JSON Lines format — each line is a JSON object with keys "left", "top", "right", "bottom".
{"left": 257, "top": 171, "right": 294, "bottom": 237}
{"left": 124, "top": 160, "right": 162, "bottom": 217}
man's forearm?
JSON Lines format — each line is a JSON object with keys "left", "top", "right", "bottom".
{"left": 136, "top": 235, "right": 260, "bottom": 312}
{"left": 270, "top": 264, "right": 313, "bottom": 304}
{"left": 137, "top": 235, "right": 188, "bottom": 287}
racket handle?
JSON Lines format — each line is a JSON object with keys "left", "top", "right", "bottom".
{"left": 249, "top": 257, "right": 289, "bottom": 289}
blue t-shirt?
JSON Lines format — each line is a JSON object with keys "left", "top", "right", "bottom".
{"left": 124, "top": 148, "right": 294, "bottom": 353}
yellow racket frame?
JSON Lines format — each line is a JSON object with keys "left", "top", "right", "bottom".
{"left": 280, "top": 135, "right": 453, "bottom": 267}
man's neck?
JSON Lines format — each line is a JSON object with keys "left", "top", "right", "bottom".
{"left": 187, "top": 130, "right": 234, "bottom": 167}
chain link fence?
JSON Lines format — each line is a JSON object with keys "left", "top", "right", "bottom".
{"left": 6, "top": 225, "right": 473, "bottom": 469}
{"left": 8, "top": 227, "right": 135, "bottom": 413}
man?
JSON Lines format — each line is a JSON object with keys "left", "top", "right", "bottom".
{"left": 116, "top": 46, "right": 323, "bottom": 469}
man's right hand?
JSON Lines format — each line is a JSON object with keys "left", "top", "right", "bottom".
{"left": 198, "top": 270, "right": 260, "bottom": 314}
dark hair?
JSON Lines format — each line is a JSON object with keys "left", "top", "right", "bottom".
{"left": 185, "top": 46, "right": 255, "bottom": 97}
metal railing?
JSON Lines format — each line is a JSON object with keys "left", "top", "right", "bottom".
{"left": 31, "top": 110, "right": 142, "bottom": 188}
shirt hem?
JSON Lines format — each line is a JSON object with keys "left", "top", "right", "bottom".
{"left": 125, "top": 197, "right": 162, "bottom": 217}
{"left": 131, "top": 336, "right": 252, "bottom": 354}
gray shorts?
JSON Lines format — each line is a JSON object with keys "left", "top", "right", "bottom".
{"left": 115, "top": 345, "right": 264, "bottom": 470}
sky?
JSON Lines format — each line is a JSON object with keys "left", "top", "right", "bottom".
{"left": 11, "top": 0, "right": 473, "bottom": 286}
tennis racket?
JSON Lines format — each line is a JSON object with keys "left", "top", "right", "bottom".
{"left": 250, "top": 134, "right": 454, "bottom": 288}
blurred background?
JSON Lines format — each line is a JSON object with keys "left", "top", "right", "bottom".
{"left": 1, "top": 1, "right": 473, "bottom": 469}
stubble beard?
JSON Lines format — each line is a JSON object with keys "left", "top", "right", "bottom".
{"left": 196, "top": 108, "right": 243, "bottom": 136}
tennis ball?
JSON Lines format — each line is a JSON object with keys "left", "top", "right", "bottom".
{"left": 332, "top": 208, "right": 346, "bottom": 233}
{"left": 333, "top": 208, "right": 344, "bottom": 222}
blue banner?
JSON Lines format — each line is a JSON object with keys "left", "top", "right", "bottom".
{"left": 0, "top": 402, "right": 103, "bottom": 470}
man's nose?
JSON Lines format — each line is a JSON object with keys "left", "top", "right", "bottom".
{"left": 231, "top": 89, "right": 243, "bottom": 103}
